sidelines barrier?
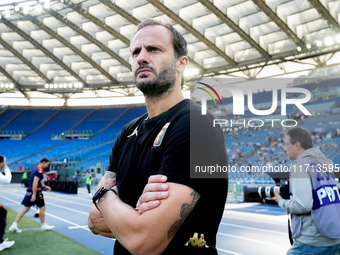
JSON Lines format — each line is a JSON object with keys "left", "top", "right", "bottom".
{"left": 227, "top": 183, "right": 244, "bottom": 202}
{"left": 45, "top": 180, "right": 78, "bottom": 194}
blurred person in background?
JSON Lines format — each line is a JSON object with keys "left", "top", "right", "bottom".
{"left": 0, "top": 155, "right": 15, "bottom": 251}
{"left": 9, "top": 158, "right": 54, "bottom": 233}
{"left": 271, "top": 127, "right": 340, "bottom": 255}
{"left": 21, "top": 170, "right": 27, "bottom": 186}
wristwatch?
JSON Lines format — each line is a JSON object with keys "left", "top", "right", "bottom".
{"left": 92, "top": 187, "right": 117, "bottom": 212}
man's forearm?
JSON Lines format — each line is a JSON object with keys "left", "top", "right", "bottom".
{"left": 32, "top": 180, "right": 38, "bottom": 196}
{"left": 88, "top": 206, "right": 116, "bottom": 238}
{"left": 279, "top": 176, "right": 313, "bottom": 214}
{"left": 88, "top": 171, "right": 117, "bottom": 238}
{"left": 96, "top": 171, "right": 116, "bottom": 190}
{"left": 97, "top": 183, "right": 198, "bottom": 255}
{"left": 99, "top": 191, "right": 153, "bottom": 254}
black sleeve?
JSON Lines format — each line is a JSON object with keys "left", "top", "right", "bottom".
{"left": 158, "top": 110, "right": 228, "bottom": 195}
{"left": 107, "top": 130, "right": 124, "bottom": 173}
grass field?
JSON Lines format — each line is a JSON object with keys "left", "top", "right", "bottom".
{"left": 2, "top": 206, "right": 100, "bottom": 255}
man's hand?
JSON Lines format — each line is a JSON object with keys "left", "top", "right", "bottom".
{"left": 30, "top": 195, "right": 36, "bottom": 202}
{"left": 44, "top": 186, "right": 51, "bottom": 191}
{"left": 271, "top": 187, "right": 282, "bottom": 203}
{"left": 135, "top": 175, "right": 169, "bottom": 213}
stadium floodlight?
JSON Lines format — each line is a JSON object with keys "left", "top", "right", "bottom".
{"left": 316, "top": 41, "right": 322, "bottom": 47}
{"left": 336, "top": 34, "right": 340, "bottom": 43}
{"left": 9, "top": 84, "right": 14, "bottom": 89}
{"left": 4, "top": 84, "right": 9, "bottom": 88}
{"left": 79, "top": 83, "right": 83, "bottom": 88}
{"left": 15, "top": 6, "right": 19, "bottom": 11}
{"left": 0, "top": 84, "right": 4, "bottom": 88}
{"left": 35, "top": 4, "right": 43, "bottom": 12}
{"left": 23, "top": 5, "right": 29, "bottom": 14}
{"left": 297, "top": 46, "right": 301, "bottom": 51}
{"left": 44, "top": 84, "right": 49, "bottom": 88}
{"left": 183, "top": 68, "right": 199, "bottom": 77}
{"left": 44, "top": 0, "right": 50, "bottom": 9}
{"left": 59, "top": 83, "right": 63, "bottom": 88}
{"left": 325, "top": 37, "right": 334, "bottom": 46}
{"left": 63, "top": 83, "right": 67, "bottom": 88}
{"left": 49, "top": 84, "right": 53, "bottom": 88}
{"left": 306, "top": 44, "right": 311, "bottom": 49}
{"left": 53, "top": 83, "right": 58, "bottom": 88}
{"left": 5, "top": 8, "right": 10, "bottom": 18}
{"left": 68, "top": 83, "right": 73, "bottom": 88}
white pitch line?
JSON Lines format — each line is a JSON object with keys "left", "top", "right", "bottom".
{"left": 2, "top": 191, "right": 89, "bottom": 215}
{"left": 0, "top": 195, "right": 90, "bottom": 232}
{"left": 42, "top": 194, "right": 91, "bottom": 207}
{"left": 226, "top": 207, "right": 284, "bottom": 214}
{"left": 218, "top": 232, "right": 283, "bottom": 246}
{"left": 217, "top": 248, "right": 243, "bottom": 255}
{"left": 44, "top": 202, "right": 89, "bottom": 216}
{"left": 222, "top": 215, "right": 287, "bottom": 226}
{"left": 45, "top": 212, "right": 90, "bottom": 232}
{"left": 219, "top": 222, "right": 286, "bottom": 235}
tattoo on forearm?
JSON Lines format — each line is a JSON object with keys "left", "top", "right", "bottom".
{"left": 167, "top": 191, "right": 200, "bottom": 239}
{"left": 103, "top": 172, "right": 116, "bottom": 186}
{"left": 104, "top": 172, "right": 116, "bottom": 180}
{"left": 89, "top": 226, "right": 97, "bottom": 235}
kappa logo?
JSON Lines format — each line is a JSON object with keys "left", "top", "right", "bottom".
{"left": 127, "top": 127, "right": 138, "bottom": 138}
{"left": 153, "top": 123, "right": 170, "bottom": 147}
{"left": 184, "top": 232, "right": 209, "bottom": 248}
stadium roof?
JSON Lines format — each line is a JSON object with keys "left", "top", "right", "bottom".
{"left": 1, "top": 0, "right": 340, "bottom": 106}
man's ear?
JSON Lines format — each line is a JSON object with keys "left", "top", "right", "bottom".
{"left": 176, "top": 56, "right": 188, "bottom": 73}
{"left": 295, "top": 141, "right": 302, "bottom": 149}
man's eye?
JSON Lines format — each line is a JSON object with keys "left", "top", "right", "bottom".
{"left": 133, "top": 50, "right": 140, "bottom": 55}
{"left": 151, "top": 48, "right": 158, "bottom": 51}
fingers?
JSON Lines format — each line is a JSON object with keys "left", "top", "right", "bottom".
{"left": 148, "top": 175, "right": 167, "bottom": 184}
{"left": 141, "top": 190, "right": 169, "bottom": 203}
{"left": 143, "top": 183, "right": 169, "bottom": 193}
{"left": 136, "top": 200, "right": 160, "bottom": 214}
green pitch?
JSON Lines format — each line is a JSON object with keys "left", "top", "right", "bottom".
{"left": 3, "top": 206, "right": 100, "bottom": 255}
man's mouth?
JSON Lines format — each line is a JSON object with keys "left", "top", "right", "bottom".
{"left": 137, "top": 69, "right": 152, "bottom": 75}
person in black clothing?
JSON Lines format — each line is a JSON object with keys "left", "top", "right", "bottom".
{"left": 88, "top": 19, "right": 228, "bottom": 255}
{"left": 9, "top": 158, "right": 54, "bottom": 232}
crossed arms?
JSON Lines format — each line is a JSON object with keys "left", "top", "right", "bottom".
{"left": 88, "top": 171, "right": 200, "bottom": 255}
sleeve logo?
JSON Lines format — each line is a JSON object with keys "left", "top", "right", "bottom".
{"left": 153, "top": 123, "right": 170, "bottom": 147}
{"left": 184, "top": 232, "right": 209, "bottom": 248}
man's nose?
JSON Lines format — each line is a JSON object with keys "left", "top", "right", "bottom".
{"left": 136, "top": 48, "right": 149, "bottom": 66}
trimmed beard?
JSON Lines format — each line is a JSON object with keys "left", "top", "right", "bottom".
{"left": 133, "top": 58, "right": 177, "bottom": 100}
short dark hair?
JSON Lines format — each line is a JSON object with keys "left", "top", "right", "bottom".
{"left": 131, "top": 19, "right": 188, "bottom": 60}
{"left": 0, "top": 155, "right": 4, "bottom": 163}
{"left": 40, "top": 158, "right": 49, "bottom": 163}
{"left": 286, "top": 127, "right": 313, "bottom": 150}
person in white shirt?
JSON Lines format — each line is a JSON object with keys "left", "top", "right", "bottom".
{"left": 0, "top": 155, "right": 15, "bottom": 251}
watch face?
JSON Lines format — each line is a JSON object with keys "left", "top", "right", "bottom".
{"left": 92, "top": 187, "right": 104, "bottom": 201}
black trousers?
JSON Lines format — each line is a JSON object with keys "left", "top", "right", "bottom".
{"left": 0, "top": 206, "right": 7, "bottom": 243}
